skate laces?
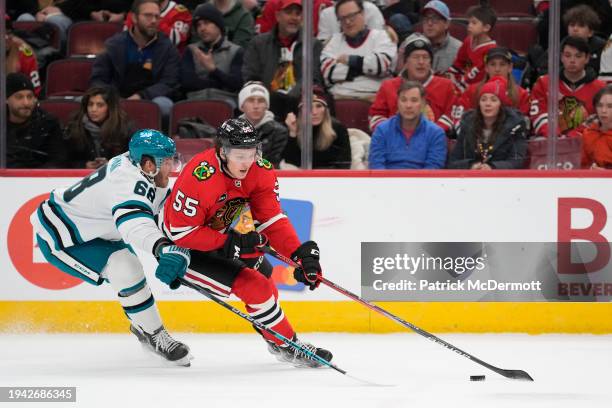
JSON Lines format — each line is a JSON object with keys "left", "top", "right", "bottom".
{"left": 289, "top": 339, "right": 318, "bottom": 361}
{"left": 152, "top": 329, "right": 181, "bottom": 353}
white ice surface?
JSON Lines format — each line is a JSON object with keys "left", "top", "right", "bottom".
{"left": 0, "top": 333, "right": 610, "bottom": 408}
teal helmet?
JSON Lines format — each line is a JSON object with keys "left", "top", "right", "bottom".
{"left": 129, "top": 129, "right": 176, "bottom": 172}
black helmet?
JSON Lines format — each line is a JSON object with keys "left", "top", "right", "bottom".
{"left": 217, "top": 118, "right": 261, "bottom": 149}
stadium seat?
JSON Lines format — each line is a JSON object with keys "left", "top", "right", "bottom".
{"left": 490, "top": 19, "right": 538, "bottom": 55}
{"left": 67, "top": 22, "right": 122, "bottom": 57}
{"left": 120, "top": 100, "right": 162, "bottom": 131}
{"left": 526, "top": 137, "right": 583, "bottom": 170}
{"left": 38, "top": 100, "right": 80, "bottom": 127}
{"left": 413, "top": 20, "right": 468, "bottom": 41}
{"left": 45, "top": 59, "right": 94, "bottom": 98}
{"left": 175, "top": 138, "right": 215, "bottom": 165}
{"left": 489, "top": 0, "right": 534, "bottom": 17}
{"left": 334, "top": 99, "right": 371, "bottom": 134}
{"left": 12, "top": 21, "right": 61, "bottom": 49}
{"left": 170, "top": 100, "right": 234, "bottom": 136}
{"left": 443, "top": 0, "right": 478, "bottom": 17}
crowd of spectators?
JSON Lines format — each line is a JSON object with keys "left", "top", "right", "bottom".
{"left": 4, "top": 0, "right": 612, "bottom": 170}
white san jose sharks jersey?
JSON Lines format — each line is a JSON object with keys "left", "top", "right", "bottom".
{"left": 31, "top": 153, "right": 170, "bottom": 255}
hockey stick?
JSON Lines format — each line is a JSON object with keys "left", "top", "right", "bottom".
{"left": 260, "top": 246, "right": 534, "bottom": 381}
{"left": 177, "top": 276, "right": 386, "bottom": 385}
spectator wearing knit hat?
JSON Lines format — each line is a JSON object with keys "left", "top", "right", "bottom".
{"left": 420, "top": 0, "right": 461, "bottom": 75}
{"left": 237, "top": 81, "right": 288, "bottom": 166}
{"left": 6, "top": 73, "right": 66, "bottom": 168}
{"left": 206, "top": 0, "right": 255, "bottom": 48}
{"left": 369, "top": 33, "right": 457, "bottom": 133}
{"left": 449, "top": 76, "right": 527, "bottom": 170}
{"left": 180, "top": 2, "right": 244, "bottom": 108}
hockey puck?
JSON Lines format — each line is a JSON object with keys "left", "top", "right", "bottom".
{"left": 470, "top": 375, "right": 485, "bottom": 381}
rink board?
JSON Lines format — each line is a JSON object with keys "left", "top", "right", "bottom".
{"left": 1, "top": 169, "right": 612, "bottom": 333}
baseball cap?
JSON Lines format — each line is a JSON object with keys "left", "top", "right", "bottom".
{"left": 484, "top": 47, "right": 512, "bottom": 64}
{"left": 422, "top": 0, "right": 451, "bottom": 21}
{"left": 279, "top": 0, "right": 302, "bottom": 10}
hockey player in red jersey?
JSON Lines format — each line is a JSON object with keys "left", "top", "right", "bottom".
{"left": 369, "top": 33, "right": 457, "bottom": 133}
{"left": 530, "top": 36, "right": 606, "bottom": 137}
{"left": 162, "top": 118, "right": 332, "bottom": 368}
{"left": 446, "top": 5, "right": 497, "bottom": 91}
{"left": 125, "top": 0, "right": 192, "bottom": 53}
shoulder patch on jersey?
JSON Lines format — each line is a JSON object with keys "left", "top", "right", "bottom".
{"left": 18, "top": 44, "right": 33, "bottom": 57}
{"left": 193, "top": 161, "right": 216, "bottom": 181}
{"left": 175, "top": 4, "right": 188, "bottom": 12}
{"left": 109, "top": 157, "right": 122, "bottom": 173}
{"left": 256, "top": 158, "right": 273, "bottom": 170}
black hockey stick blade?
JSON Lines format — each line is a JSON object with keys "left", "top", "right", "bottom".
{"left": 260, "top": 246, "right": 534, "bottom": 382}
{"left": 497, "top": 369, "right": 534, "bottom": 381}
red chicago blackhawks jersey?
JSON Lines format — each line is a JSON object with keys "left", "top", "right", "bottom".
{"left": 255, "top": 0, "right": 332, "bottom": 35}
{"left": 125, "top": 1, "right": 192, "bottom": 53}
{"left": 530, "top": 73, "right": 606, "bottom": 137}
{"left": 162, "top": 149, "right": 301, "bottom": 258}
{"left": 452, "top": 81, "right": 530, "bottom": 125}
{"left": 9, "top": 41, "right": 41, "bottom": 96}
{"left": 368, "top": 74, "right": 457, "bottom": 132}
{"left": 447, "top": 37, "right": 497, "bottom": 91}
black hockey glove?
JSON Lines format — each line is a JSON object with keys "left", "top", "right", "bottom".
{"left": 291, "top": 241, "right": 322, "bottom": 291}
{"left": 223, "top": 230, "right": 268, "bottom": 259}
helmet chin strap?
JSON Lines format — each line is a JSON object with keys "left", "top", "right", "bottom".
{"left": 137, "top": 163, "right": 160, "bottom": 179}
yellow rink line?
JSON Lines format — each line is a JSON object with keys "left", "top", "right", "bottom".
{"left": 1, "top": 301, "right": 611, "bottom": 334}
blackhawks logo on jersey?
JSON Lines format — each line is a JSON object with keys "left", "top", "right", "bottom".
{"left": 256, "top": 158, "right": 272, "bottom": 170}
{"left": 193, "top": 161, "right": 216, "bottom": 181}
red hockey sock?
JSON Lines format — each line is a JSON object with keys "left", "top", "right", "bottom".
{"left": 232, "top": 267, "right": 295, "bottom": 345}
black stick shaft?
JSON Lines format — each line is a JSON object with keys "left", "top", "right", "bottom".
{"left": 177, "top": 277, "right": 347, "bottom": 375}
{"left": 261, "top": 246, "right": 533, "bottom": 381}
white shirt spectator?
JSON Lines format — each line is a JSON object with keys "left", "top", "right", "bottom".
{"left": 317, "top": 1, "right": 385, "bottom": 43}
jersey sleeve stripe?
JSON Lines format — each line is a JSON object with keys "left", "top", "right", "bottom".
{"left": 112, "top": 200, "right": 153, "bottom": 216}
{"left": 115, "top": 211, "right": 155, "bottom": 227}
{"left": 36, "top": 204, "right": 65, "bottom": 251}
{"left": 48, "top": 194, "right": 84, "bottom": 245}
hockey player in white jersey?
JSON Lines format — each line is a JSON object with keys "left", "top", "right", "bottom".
{"left": 30, "top": 129, "right": 193, "bottom": 366}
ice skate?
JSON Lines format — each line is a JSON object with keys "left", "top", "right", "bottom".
{"left": 267, "top": 336, "right": 332, "bottom": 368}
{"left": 130, "top": 325, "right": 193, "bottom": 367}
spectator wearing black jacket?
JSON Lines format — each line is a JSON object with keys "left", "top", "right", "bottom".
{"left": 6, "top": 73, "right": 65, "bottom": 168}
{"left": 237, "top": 82, "right": 288, "bottom": 167}
{"left": 91, "top": 0, "right": 180, "bottom": 122}
{"left": 181, "top": 3, "right": 243, "bottom": 108}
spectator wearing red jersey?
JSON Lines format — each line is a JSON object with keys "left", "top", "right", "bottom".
{"left": 530, "top": 36, "right": 606, "bottom": 137}
{"left": 5, "top": 17, "right": 41, "bottom": 96}
{"left": 452, "top": 47, "right": 530, "bottom": 127}
{"left": 256, "top": 0, "right": 332, "bottom": 37}
{"left": 449, "top": 76, "right": 527, "bottom": 170}
{"left": 369, "top": 33, "right": 457, "bottom": 133}
{"left": 581, "top": 85, "right": 612, "bottom": 169}
{"left": 125, "top": 0, "right": 192, "bottom": 53}
{"left": 446, "top": 5, "right": 497, "bottom": 92}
